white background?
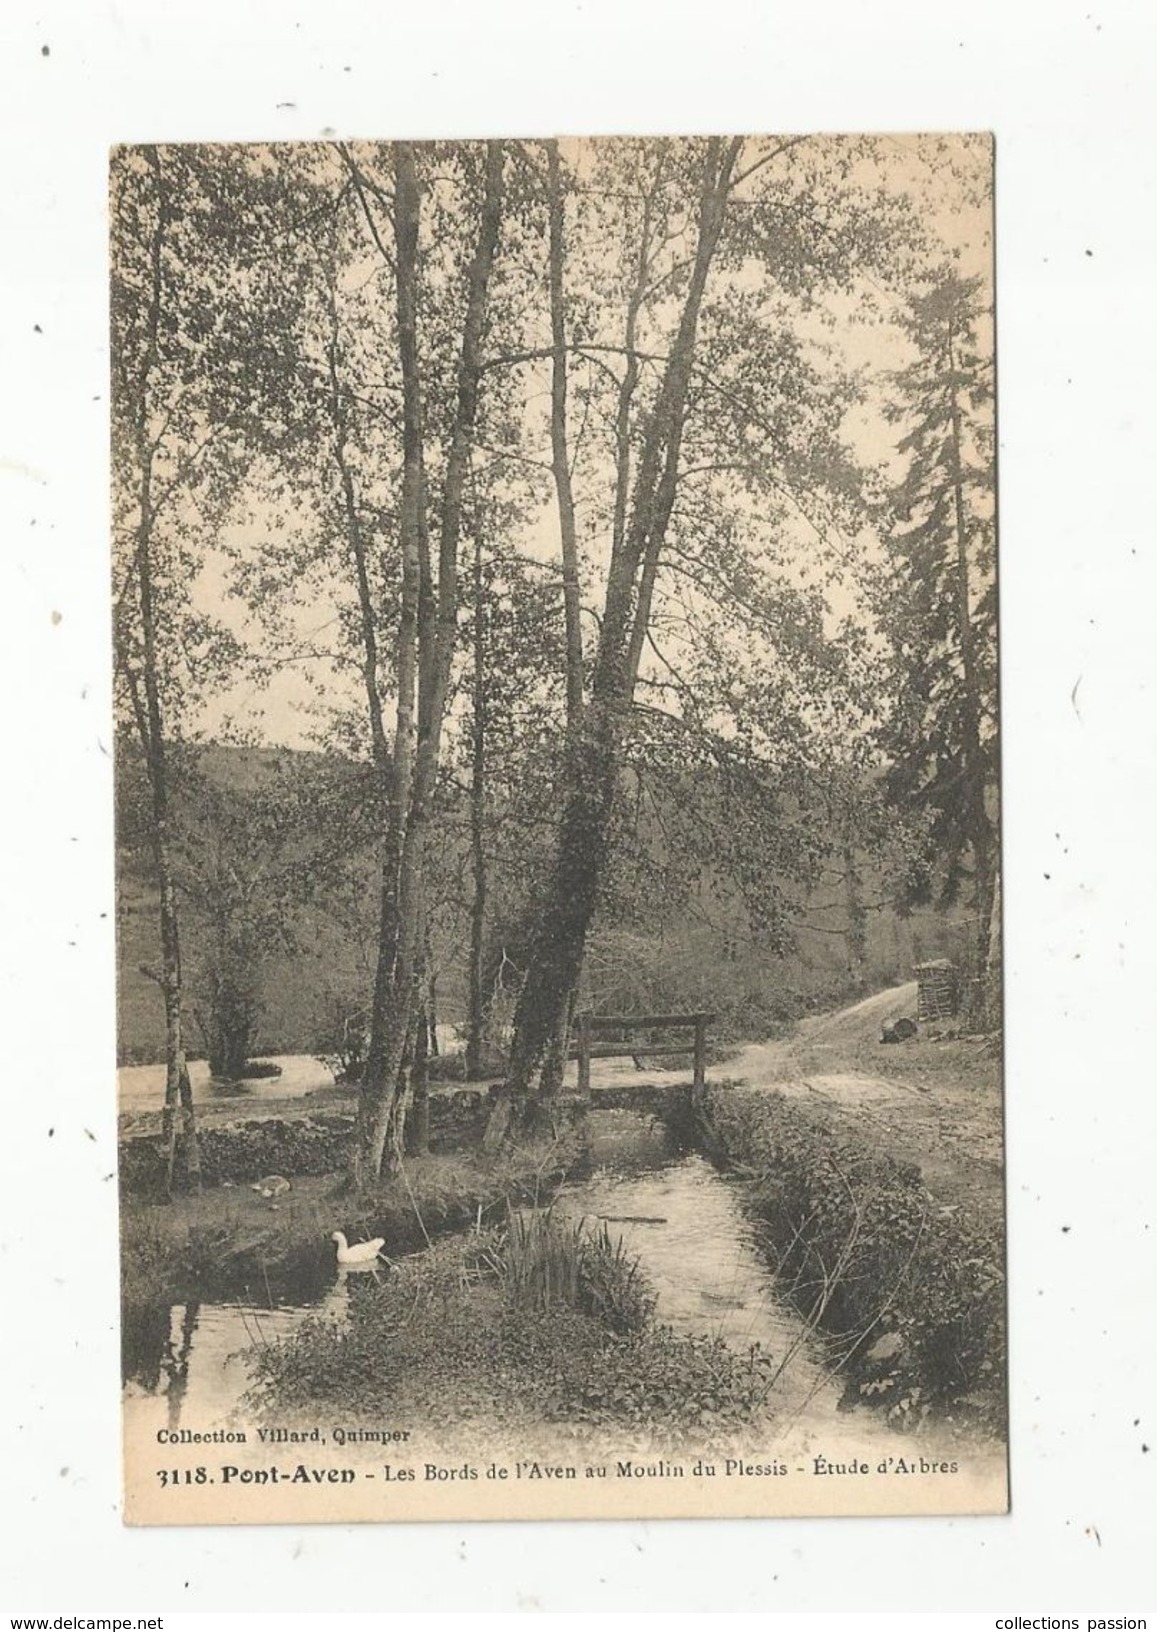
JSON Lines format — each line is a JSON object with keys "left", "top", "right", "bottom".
{"left": 1, "top": 0, "right": 1154, "bottom": 1614}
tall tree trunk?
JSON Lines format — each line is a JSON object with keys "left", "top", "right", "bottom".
{"left": 326, "top": 280, "right": 404, "bottom": 1114}
{"left": 177, "top": 1061, "right": 201, "bottom": 1190}
{"left": 490, "top": 700, "right": 621, "bottom": 1137}
{"left": 125, "top": 147, "right": 200, "bottom": 1194}
{"left": 532, "top": 141, "right": 593, "bottom": 1088}
{"left": 406, "top": 988, "right": 431, "bottom": 1156}
{"left": 140, "top": 645, "right": 198, "bottom": 1196}
{"left": 946, "top": 315, "right": 995, "bottom": 1012}
{"left": 545, "top": 140, "right": 584, "bottom": 730}
{"left": 465, "top": 512, "right": 488, "bottom": 1079}
{"left": 353, "top": 140, "right": 425, "bottom": 1189}
{"left": 842, "top": 844, "right": 868, "bottom": 991}
{"left": 385, "top": 1005, "right": 417, "bottom": 1173}
{"left": 981, "top": 863, "right": 1002, "bottom": 1030}
{"left": 354, "top": 140, "right": 506, "bottom": 1185}
{"left": 540, "top": 986, "right": 575, "bottom": 1099}
{"left": 427, "top": 958, "right": 439, "bottom": 1056}
{"left": 489, "top": 140, "right": 741, "bottom": 1143}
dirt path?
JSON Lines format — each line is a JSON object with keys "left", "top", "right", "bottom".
{"left": 724, "top": 980, "right": 919, "bottom": 1094}
{"left": 722, "top": 981, "right": 1004, "bottom": 1210}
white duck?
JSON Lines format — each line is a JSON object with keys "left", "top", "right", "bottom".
{"left": 331, "top": 1229, "right": 387, "bottom": 1267}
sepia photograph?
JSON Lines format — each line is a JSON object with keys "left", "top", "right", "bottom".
{"left": 111, "top": 131, "right": 1006, "bottom": 1524}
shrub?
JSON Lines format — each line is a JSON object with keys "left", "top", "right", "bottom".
{"left": 195, "top": 954, "right": 263, "bottom": 1081}
{"left": 529, "top": 1317, "right": 779, "bottom": 1433}
{"left": 311, "top": 995, "right": 369, "bottom": 1084}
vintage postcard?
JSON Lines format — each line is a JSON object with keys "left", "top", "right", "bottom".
{"left": 113, "top": 132, "right": 1006, "bottom": 1524}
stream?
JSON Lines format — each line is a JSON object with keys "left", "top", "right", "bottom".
{"left": 122, "top": 1108, "right": 923, "bottom": 1461}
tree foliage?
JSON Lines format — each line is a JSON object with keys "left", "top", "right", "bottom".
{"left": 110, "top": 135, "right": 998, "bottom": 1172}
{"left": 876, "top": 270, "right": 998, "bottom": 1010}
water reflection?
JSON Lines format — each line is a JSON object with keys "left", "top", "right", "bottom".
{"left": 164, "top": 1300, "right": 199, "bottom": 1432}
{"left": 122, "top": 1280, "right": 360, "bottom": 1438}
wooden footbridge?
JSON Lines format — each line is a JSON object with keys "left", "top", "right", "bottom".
{"left": 571, "top": 1011, "right": 715, "bottom": 1093}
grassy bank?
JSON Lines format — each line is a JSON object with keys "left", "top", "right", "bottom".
{"left": 696, "top": 1083, "right": 1006, "bottom": 1434}
{"left": 246, "top": 1209, "right": 780, "bottom": 1444}
{"left": 121, "top": 1138, "right": 583, "bottom": 1321}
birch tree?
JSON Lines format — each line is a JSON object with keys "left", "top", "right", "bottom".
{"left": 111, "top": 146, "right": 261, "bottom": 1188}
{"left": 485, "top": 134, "right": 924, "bottom": 1135}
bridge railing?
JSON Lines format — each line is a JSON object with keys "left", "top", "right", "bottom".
{"left": 570, "top": 1011, "right": 715, "bottom": 1095}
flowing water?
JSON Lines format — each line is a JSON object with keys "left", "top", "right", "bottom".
{"left": 554, "top": 1109, "right": 846, "bottom": 1437}
{"left": 122, "top": 1108, "right": 930, "bottom": 1460}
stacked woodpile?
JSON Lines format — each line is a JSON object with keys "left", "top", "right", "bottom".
{"left": 914, "top": 959, "right": 959, "bottom": 1021}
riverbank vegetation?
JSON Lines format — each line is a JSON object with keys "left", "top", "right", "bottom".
{"left": 247, "top": 1210, "right": 782, "bottom": 1443}
{"left": 698, "top": 1084, "right": 1006, "bottom": 1433}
